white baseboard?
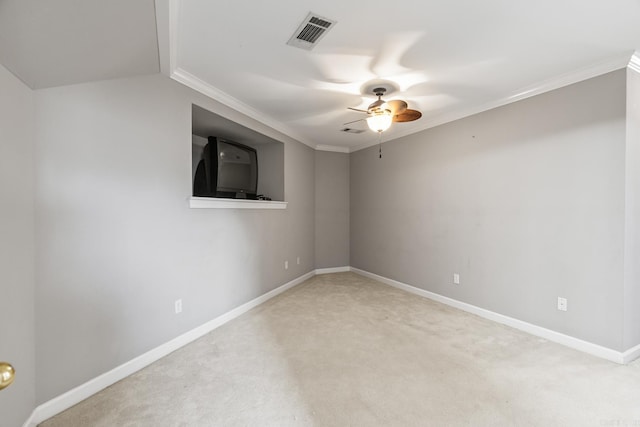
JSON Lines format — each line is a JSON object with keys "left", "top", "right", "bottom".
{"left": 315, "top": 266, "right": 350, "bottom": 274}
{"left": 24, "top": 270, "right": 315, "bottom": 427}
{"left": 22, "top": 411, "right": 37, "bottom": 427}
{"left": 350, "top": 267, "right": 635, "bottom": 365}
{"left": 23, "top": 267, "right": 640, "bottom": 426}
{"left": 622, "top": 343, "right": 640, "bottom": 364}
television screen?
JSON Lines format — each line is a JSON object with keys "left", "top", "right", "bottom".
{"left": 217, "top": 140, "right": 257, "bottom": 194}
{"left": 193, "top": 137, "right": 258, "bottom": 199}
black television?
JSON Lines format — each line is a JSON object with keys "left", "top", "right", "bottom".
{"left": 193, "top": 137, "right": 258, "bottom": 199}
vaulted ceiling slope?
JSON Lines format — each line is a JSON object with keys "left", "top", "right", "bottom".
{"left": 2, "top": 1, "right": 640, "bottom": 152}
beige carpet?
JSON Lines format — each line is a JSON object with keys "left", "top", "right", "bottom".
{"left": 40, "top": 272, "right": 640, "bottom": 426}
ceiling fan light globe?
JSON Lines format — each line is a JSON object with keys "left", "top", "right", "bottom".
{"left": 367, "top": 111, "right": 393, "bottom": 133}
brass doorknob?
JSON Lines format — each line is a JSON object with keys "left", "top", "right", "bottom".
{"left": 0, "top": 362, "right": 15, "bottom": 390}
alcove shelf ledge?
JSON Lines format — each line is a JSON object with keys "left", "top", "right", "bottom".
{"left": 189, "top": 197, "right": 288, "bottom": 209}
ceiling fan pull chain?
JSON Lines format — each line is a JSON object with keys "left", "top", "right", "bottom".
{"left": 378, "top": 131, "right": 383, "bottom": 158}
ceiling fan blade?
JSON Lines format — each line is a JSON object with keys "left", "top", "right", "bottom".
{"left": 385, "top": 99, "right": 408, "bottom": 115}
{"left": 347, "top": 107, "right": 368, "bottom": 113}
{"left": 393, "top": 109, "right": 422, "bottom": 123}
{"left": 343, "top": 118, "right": 366, "bottom": 125}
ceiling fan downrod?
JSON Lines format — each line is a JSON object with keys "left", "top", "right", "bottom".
{"left": 373, "top": 87, "right": 386, "bottom": 98}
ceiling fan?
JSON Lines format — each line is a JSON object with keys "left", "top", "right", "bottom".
{"left": 346, "top": 87, "right": 422, "bottom": 133}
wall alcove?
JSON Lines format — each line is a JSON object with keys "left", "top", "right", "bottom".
{"left": 190, "top": 104, "right": 285, "bottom": 209}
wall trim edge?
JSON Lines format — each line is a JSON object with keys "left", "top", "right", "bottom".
{"left": 23, "top": 270, "right": 315, "bottom": 427}
{"left": 315, "top": 144, "right": 350, "bottom": 153}
{"left": 622, "top": 343, "right": 640, "bottom": 364}
{"left": 628, "top": 51, "right": 640, "bottom": 74}
{"left": 349, "top": 267, "right": 634, "bottom": 365}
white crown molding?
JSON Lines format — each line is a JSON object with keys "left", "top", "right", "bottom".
{"left": 315, "top": 144, "right": 350, "bottom": 153}
{"left": 154, "top": 0, "right": 180, "bottom": 76}
{"left": 628, "top": 51, "right": 640, "bottom": 74}
{"left": 349, "top": 267, "right": 636, "bottom": 365}
{"left": 23, "top": 270, "right": 316, "bottom": 427}
{"left": 351, "top": 53, "right": 634, "bottom": 153}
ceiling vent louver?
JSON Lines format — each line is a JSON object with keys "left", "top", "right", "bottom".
{"left": 287, "top": 12, "right": 336, "bottom": 50}
{"left": 341, "top": 128, "right": 365, "bottom": 134}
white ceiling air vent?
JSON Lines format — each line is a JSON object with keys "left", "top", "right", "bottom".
{"left": 287, "top": 12, "right": 336, "bottom": 50}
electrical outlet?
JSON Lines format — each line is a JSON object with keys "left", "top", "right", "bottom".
{"left": 557, "top": 297, "right": 567, "bottom": 312}
{"left": 453, "top": 273, "right": 460, "bottom": 285}
{"left": 284, "top": 260, "right": 289, "bottom": 270}
{"left": 297, "top": 256, "right": 300, "bottom": 265}
{"left": 175, "top": 299, "right": 182, "bottom": 314}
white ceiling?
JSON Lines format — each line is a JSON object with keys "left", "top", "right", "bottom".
{"left": 0, "top": 0, "right": 159, "bottom": 89}
{"left": 169, "top": 0, "right": 640, "bottom": 151}
{"left": 2, "top": 0, "right": 640, "bottom": 151}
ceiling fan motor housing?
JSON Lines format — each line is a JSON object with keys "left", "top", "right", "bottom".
{"left": 368, "top": 88, "right": 389, "bottom": 113}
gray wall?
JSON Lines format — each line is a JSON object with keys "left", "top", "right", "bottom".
{"left": 34, "top": 73, "right": 315, "bottom": 403}
{"left": 624, "top": 66, "right": 640, "bottom": 350}
{"left": 5, "top": 60, "right": 637, "bottom": 424}
{"left": 351, "top": 70, "right": 627, "bottom": 350}
{"left": 0, "top": 64, "right": 36, "bottom": 426}
{"left": 315, "top": 151, "right": 350, "bottom": 269}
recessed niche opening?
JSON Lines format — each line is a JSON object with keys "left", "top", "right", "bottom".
{"left": 191, "top": 104, "right": 285, "bottom": 203}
